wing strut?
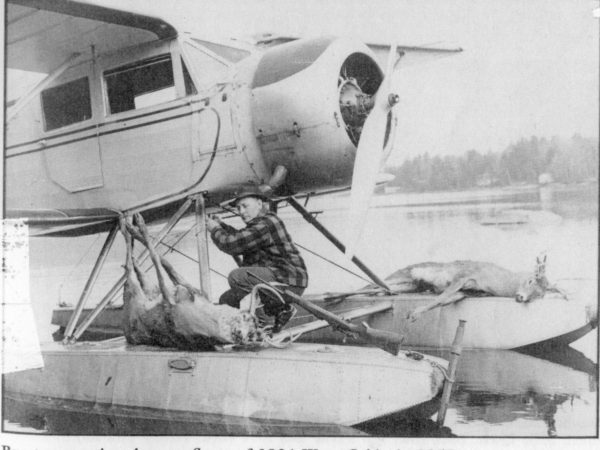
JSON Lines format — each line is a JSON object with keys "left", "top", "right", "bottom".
{"left": 286, "top": 197, "right": 391, "bottom": 292}
{"left": 7, "top": 52, "right": 81, "bottom": 123}
{"left": 193, "top": 194, "right": 212, "bottom": 300}
{"left": 66, "top": 197, "right": 194, "bottom": 343}
{"left": 62, "top": 223, "right": 118, "bottom": 342}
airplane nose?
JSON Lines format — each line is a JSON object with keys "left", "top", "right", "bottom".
{"left": 248, "top": 37, "right": 385, "bottom": 192}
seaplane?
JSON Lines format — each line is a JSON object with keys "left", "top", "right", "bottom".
{"left": 3, "top": 0, "right": 596, "bottom": 434}
{"left": 3, "top": 0, "right": 466, "bottom": 434}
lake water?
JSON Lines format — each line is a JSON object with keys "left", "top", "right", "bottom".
{"left": 3, "top": 182, "right": 598, "bottom": 438}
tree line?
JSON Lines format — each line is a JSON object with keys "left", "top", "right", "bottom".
{"left": 385, "top": 135, "right": 599, "bottom": 192}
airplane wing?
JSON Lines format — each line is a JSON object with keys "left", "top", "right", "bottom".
{"left": 250, "top": 33, "right": 463, "bottom": 67}
{"left": 7, "top": 0, "right": 177, "bottom": 73}
{"left": 367, "top": 42, "right": 463, "bottom": 69}
{"left": 6, "top": 0, "right": 180, "bottom": 237}
{"left": 7, "top": 209, "right": 119, "bottom": 237}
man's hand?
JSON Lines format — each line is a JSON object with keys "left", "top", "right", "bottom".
{"left": 206, "top": 215, "right": 221, "bottom": 232}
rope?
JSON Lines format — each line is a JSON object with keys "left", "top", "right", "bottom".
{"left": 427, "top": 359, "right": 451, "bottom": 382}
{"left": 249, "top": 283, "right": 286, "bottom": 312}
{"left": 215, "top": 204, "right": 373, "bottom": 285}
{"left": 110, "top": 222, "right": 226, "bottom": 306}
{"left": 263, "top": 332, "right": 303, "bottom": 348}
{"left": 295, "top": 242, "right": 373, "bottom": 284}
{"left": 156, "top": 239, "right": 228, "bottom": 279}
{"left": 129, "top": 219, "right": 227, "bottom": 279}
{"left": 247, "top": 283, "right": 302, "bottom": 349}
{"left": 164, "top": 226, "right": 195, "bottom": 253}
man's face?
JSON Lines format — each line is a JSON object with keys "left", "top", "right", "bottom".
{"left": 237, "top": 196, "right": 264, "bottom": 223}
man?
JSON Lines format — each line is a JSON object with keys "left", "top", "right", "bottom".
{"left": 206, "top": 185, "right": 308, "bottom": 333}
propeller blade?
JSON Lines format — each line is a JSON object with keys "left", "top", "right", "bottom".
{"left": 345, "top": 44, "right": 398, "bottom": 258}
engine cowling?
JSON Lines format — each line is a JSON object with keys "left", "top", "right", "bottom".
{"left": 246, "top": 37, "right": 392, "bottom": 193}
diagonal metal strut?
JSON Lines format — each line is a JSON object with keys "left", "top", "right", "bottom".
{"left": 286, "top": 196, "right": 391, "bottom": 292}
{"left": 62, "top": 223, "right": 118, "bottom": 343}
{"left": 68, "top": 197, "right": 195, "bottom": 342}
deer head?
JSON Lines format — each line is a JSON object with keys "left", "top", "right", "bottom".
{"left": 515, "top": 252, "right": 550, "bottom": 303}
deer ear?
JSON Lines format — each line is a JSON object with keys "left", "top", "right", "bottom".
{"left": 536, "top": 251, "right": 547, "bottom": 265}
{"left": 463, "top": 278, "right": 478, "bottom": 290}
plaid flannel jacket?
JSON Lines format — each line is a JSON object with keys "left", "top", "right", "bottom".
{"left": 210, "top": 212, "right": 308, "bottom": 288}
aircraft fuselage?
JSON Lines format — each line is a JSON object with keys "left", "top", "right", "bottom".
{"left": 6, "top": 34, "right": 391, "bottom": 227}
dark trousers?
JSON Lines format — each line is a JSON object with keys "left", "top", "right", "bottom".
{"left": 219, "top": 267, "right": 305, "bottom": 314}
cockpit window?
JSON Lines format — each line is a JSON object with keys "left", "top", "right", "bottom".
{"left": 182, "top": 58, "right": 197, "bottom": 96}
{"left": 104, "top": 54, "right": 175, "bottom": 114}
{"left": 182, "top": 42, "right": 229, "bottom": 91}
{"left": 191, "top": 39, "right": 250, "bottom": 62}
{"left": 41, "top": 77, "right": 92, "bottom": 131}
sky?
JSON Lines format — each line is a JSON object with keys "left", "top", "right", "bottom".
{"left": 6, "top": 0, "right": 599, "bottom": 164}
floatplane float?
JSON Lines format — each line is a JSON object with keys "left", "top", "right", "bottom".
{"left": 4, "top": 340, "right": 450, "bottom": 435}
{"left": 4, "top": 0, "right": 473, "bottom": 433}
{"left": 52, "top": 241, "right": 598, "bottom": 350}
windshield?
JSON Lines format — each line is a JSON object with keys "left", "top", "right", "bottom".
{"left": 191, "top": 39, "right": 250, "bottom": 63}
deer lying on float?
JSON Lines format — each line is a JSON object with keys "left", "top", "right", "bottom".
{"left": 381, "top": 254, "right": 567, "bottom": 322}
{"left": 120, "top": 213, "right": 265, "bottom": 349}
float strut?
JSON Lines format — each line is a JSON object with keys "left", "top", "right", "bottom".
{"left": 69, "top": 197, "right": 194, "bottom": 342}
{"left": 437, "top": 319, "right": 466, "bottom": 427}
{"left": 286, "top": 197, "right": 391, "bottom": 292}
{"left": 62, "top": 224, "right": 119, "bottom": 343}
{"left": 193, "top": 193, "right": 212, "bottom": 299}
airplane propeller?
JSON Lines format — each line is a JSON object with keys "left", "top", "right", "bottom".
{"left": 345, "top": 44, "right": 400, "bottom": 258}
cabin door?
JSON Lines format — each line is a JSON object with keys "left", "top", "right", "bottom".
{"left": 42, "top": 65, "right": 104, "bottom": 193}
{"left": 44, "top": 132, "right": 104, "bottom": 193}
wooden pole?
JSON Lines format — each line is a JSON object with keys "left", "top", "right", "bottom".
{"left": 286, "top": 197, "right": 391, "bottom": 292}
{"left": 194, "top": 194, "right": 212, "bottom": 299}
{"left": 437, "top": 319, "right": 466, "bottom": 426}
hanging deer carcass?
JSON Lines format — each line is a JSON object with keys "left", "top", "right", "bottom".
{"left": 120, "top": 214, "right": 266, "bottom": 349}
{"left": 381, "top": 254, "right": 567, "bottom": 322}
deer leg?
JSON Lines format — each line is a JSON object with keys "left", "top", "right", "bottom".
{"left": 124, "top": 218, "right": 203, "bottom": 300}
{"left": 129, "top": 222, "right": 155, "bottom": 297}
{"left": 120, "top": 217, "right": 133, "bottom": 274}
{"left": 132, "top": 259, "right": 154, "bottom": 297}
{"left": 407, "top": 279, "right": 468, "bottom": 322}
{"left": 120, "top": 217, "right": 145, "bottom": 303}
{"left": 159, "top": 258, "right": 205, "bottom": 299}
{"left": 548, "top": 284, "right": 569, "bottom": 299}
{"left": 131, "top": 213, "right": 175, "bottom": 305}
{"left": 125, "top": 221, "right": 181, "bottom": 290}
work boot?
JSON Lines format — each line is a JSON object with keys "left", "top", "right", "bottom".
{"left": 254, "top": 306, "right": 274, "bottom": 331}
{"left": 272, "top": 304, "right": 296, "bottom": 334}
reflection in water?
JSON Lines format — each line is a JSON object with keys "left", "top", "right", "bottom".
{"left": 3, "top": 397, "right": 368, "bottom": 436}
{"left": 434, "top": 345, "right": 597, "bottom": 437}
{"left": 6, "top": 184, "right": 597, "bottom": 437}
{"left": 455, "top": 389, "right": 569, "bottom": 437}
{"left": 2, "top": 396, "right": 442, "bottom": 436}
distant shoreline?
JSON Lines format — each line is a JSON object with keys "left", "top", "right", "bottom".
{"left": 381, "top": 179, "right": 598, "bottom": 196}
